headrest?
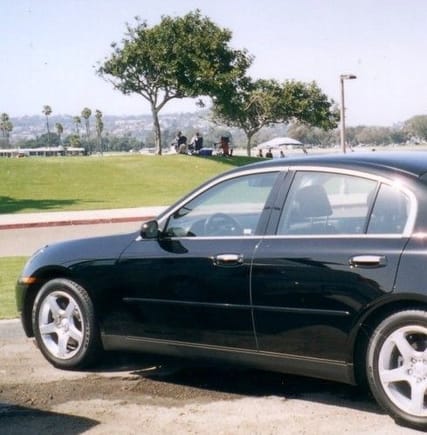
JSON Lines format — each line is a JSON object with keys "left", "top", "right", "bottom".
{"left": 294, "top": 185, "right": 332, "bottom": 218}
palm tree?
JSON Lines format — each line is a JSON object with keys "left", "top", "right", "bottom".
{"left": 73, "top": 116, "right": 81, "bottom": 136}
{"left": 81, "top": 107, "right": 92, "bottom": 153}
{"left": 42, "top": 105, "right": 52, "bottom": 146}
{"left": 55, "top": 122, "right": 64, "bottom": 145}
{"left": 0, "top": 113, "right": 13, "bottom": 148}
{"left": 95, "top": 110, "right": 104, "bottom": 154}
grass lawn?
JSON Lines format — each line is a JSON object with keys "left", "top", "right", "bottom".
{"left": 0, "top": 257, "right": 27, "bottom": 319}
{"left": 0, "top": 154, "right": 261, "bottom": 214}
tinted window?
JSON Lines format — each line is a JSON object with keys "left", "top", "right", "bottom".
{"left": 367, "top": 184, "right": 409, "bottom": 234}
{"left": 165, "top": 172, "right": 279, "bottom": 237}
{"left": 277, "top": 171, "right": 377, "bottom": 235}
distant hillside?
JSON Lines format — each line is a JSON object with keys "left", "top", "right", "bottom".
{"left": 8, "top": 111, "right": 288, "bottom": 148}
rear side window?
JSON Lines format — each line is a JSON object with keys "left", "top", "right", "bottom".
{"left": 367, "top": 184, "right": 410, "bottom": 234}
{"left": 277, "top": 171, "right": 377, "bottom": 235}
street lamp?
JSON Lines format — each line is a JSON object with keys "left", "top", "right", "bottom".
{"left": 340, "top": 74, "right": 357, "bottom": 153}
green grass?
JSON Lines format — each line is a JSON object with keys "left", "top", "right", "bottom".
{"left": 0, "top": 154, "right": 261, "bottom": 214}
{"left": 0, "top": 154, "right": 261, "bottom": 319}
{"left": 0, "top": 257, "right": 27, "bottom": 319}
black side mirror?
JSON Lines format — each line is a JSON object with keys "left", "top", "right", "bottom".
{"left": 140, "top": 220, "right": 159, "bottom": 239}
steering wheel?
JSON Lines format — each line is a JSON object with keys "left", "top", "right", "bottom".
{"left": 204, "top": 213, "right": 243, "bottom": 236}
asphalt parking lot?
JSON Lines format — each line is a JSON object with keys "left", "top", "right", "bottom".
{"left": 0, "top": 221, "right": 422, "bottom": 434}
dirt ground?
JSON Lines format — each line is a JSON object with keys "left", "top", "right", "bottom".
{"left": 0, "top": 320, "right": 421, "bottom": 434}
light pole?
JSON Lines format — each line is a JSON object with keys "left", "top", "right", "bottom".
{"left": 340, "top": 74, "right": 357, "bottom": 153}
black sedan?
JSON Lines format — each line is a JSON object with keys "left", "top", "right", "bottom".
{"left": 16, "top": 152, "right": 427, "bottom": 429}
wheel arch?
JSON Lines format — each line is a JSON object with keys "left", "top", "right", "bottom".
{"left": 351, "top": 294, "right": 427, "bottom": 387}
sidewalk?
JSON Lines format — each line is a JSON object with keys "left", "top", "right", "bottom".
{"left": 0, "top": 206, "right": 167, "bottom": 230}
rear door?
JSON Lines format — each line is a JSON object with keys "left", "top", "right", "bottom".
{"left": 251, "top": 169, "right": 414, "bottom": 362}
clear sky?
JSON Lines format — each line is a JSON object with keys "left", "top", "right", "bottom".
{"left": 2, "top": 0, "right": 427, "bottom": 126}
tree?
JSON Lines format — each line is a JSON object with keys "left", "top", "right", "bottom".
{"left": 0, "top": 113, "right": 13, "bottom": 148}
{"left": 404, "top": 115, "right": 427, "bottom": 142}
{"left": 42, "top": 105, "right": 52, "bottom": 146}
{"left": 73, "top": 116, "right": 81, "bottom": 136}
{"left": 95, "top": 110, "right": 104, "bottom": 154}
{"left": 81, "top": 107, "right": 92, "bottom": 153}
{"left": 97, "top": 10, "right": 251, "bottom": 155}
{"left": 212, "top": 78, "right": 338, "bottom": 155}
{"left": 55, "top": 122, "right": 64, "bottom": 145}
{"left": 287, "top": 122, "right": 336, "bottom": 147}
{"left": 65, "top": 134, "right": 82, "bottom": 148}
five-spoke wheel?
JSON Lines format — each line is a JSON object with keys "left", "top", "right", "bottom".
{"left": 367, "top": 310, "right": 427, "bottom": 429}
{"left": 32, "top": 278, "right": 101, "bottom": 369}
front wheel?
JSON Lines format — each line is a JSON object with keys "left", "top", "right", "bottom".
{"left": 32, "top": 278, "right": 101, "bottom": 370}
{"left": 366, "top": 310, "right": 427, "bottom": 429}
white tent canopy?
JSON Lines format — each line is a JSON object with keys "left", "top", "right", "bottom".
{"left": 256, "top": 137, "right": 302, "bottom": 149}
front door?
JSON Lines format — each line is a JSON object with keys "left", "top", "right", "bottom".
{"left": 118, "top": 170, "right": 281, "bottom": 349}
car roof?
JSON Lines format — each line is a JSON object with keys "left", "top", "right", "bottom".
{"left": 245, "top": 151, "right": 427, "bottom": 179}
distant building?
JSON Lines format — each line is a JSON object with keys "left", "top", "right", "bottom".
{"left": 0, "top": 146, "right": 85, "bottom": 157}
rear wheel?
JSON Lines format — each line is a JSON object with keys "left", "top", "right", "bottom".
{"left": 366, "top": 310, "right": 427, "bottom": 429}
{"left": 32, "top": 278, "right": 101, "bottom": 369}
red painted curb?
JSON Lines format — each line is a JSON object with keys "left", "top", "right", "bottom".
{"left": 0, "top": 215, "right": 154, "bottom": 231}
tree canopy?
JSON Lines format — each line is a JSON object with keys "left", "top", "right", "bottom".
{"left": 405, "top": 115, "right": 427, "bottom": 142}
{"left": 97, "top": 10, "right": 252, "bottom": 154}
{"left": 212, "top": 78, "right": 339, "bottom": 155}
{"left": 0, "top": 113, "right": 13, "bottom": 147}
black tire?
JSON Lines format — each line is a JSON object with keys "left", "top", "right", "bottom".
{"left": 32, "top": 278, "right": 102, "bottom": 370}
{"left": 366, "top": 310, "right": 427, "bottom": 430}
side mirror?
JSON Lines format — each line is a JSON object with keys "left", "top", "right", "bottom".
{"left": 140, "top": 220, "right": 159, "bottom": 239}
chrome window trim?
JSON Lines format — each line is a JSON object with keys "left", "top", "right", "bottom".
{"left": 275, "top": 165, "right": 418, "bottom": 238}
{"left": 156, "top": 164, "right": 418, "bottom": 239}
{"left": 157, "top": 166, "right": 284, "bottom": 228}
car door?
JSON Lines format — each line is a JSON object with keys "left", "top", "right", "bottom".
{"left": 251, "top": 169, "right": 414, "bottom": 362}
{"left": 118, "top": 170, "right": 282, "bottom": 350}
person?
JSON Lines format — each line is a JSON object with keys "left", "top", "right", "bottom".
{"left": 280, "top": 150, "right": 286, "bottom": 158}
{"left": 258, "top": 149, "right": 264, "bottom": 158}
{"left": 172, "top": 131, "right": 188, "bottom": 154}
{"left": 218, "top": 136, "right": 230, "bottom": 156}
{"left": 266, "top": 148, "right": 273, "bottom": 158}
{"left": 190, "top": 132, "right": 203, "bottom": 153}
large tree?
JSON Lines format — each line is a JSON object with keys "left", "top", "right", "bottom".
{"left": 212, "top": 78, "right": 339, "bottom": 155}
{"left": 0, "top": 113, "right": 13, "bottom": 147}
{"left": 97, "top": 10, "right": 251, "bottom": 154}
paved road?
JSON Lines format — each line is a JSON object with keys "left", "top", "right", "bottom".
{"left": 0, "top": 221, "right": 141, "bottom": 256}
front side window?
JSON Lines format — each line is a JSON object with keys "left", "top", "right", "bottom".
{"left": 165, "top": 172, "right": 279, "bottom": 237}
{"left": 277, "top": 171, "right": 378, "bottom": 235}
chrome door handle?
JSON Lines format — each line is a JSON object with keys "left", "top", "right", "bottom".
{"left": 212, "top": 254, "right": 244, "bottom": 267}
{"left": 349, "top": 255, "right": 387, "bottom": 268}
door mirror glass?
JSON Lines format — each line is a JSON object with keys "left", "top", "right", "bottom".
{"left": 140, "top": 220, "right": 159, "bottom": 239}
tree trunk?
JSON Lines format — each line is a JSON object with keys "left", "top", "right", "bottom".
{"left": 46, "top": 117, "right": 50, "bottom": 147}
{"left": 151, "top": 106, "right": 162, "bottom": 155}
{"left": 246, "top": 133, "right": 254, "bottom": 157}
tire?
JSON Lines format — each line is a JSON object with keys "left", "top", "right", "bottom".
{"left": 32, "top": 278, "right": 101, "bottom": 370}
{"left": 366, "top": 310, "right": 427, "bottom": 430}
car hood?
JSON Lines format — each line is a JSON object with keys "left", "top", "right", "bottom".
{"left": 25, "top": 231, "right": 138, "bottom": 271}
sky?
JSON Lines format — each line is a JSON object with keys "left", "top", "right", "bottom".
{"left": 1, "top": 0, "right": 427, "bottom": 126}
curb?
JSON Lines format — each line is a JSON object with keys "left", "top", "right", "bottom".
{"left": 0, "top": 215, "right": 155, "bottom": 231}
{"left": 0, "top": 206, "right": 167, "bottom": 231}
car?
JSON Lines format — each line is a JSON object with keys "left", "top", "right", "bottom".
{"left": 15, "top": 151, "right": 427, "bottom": 429}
